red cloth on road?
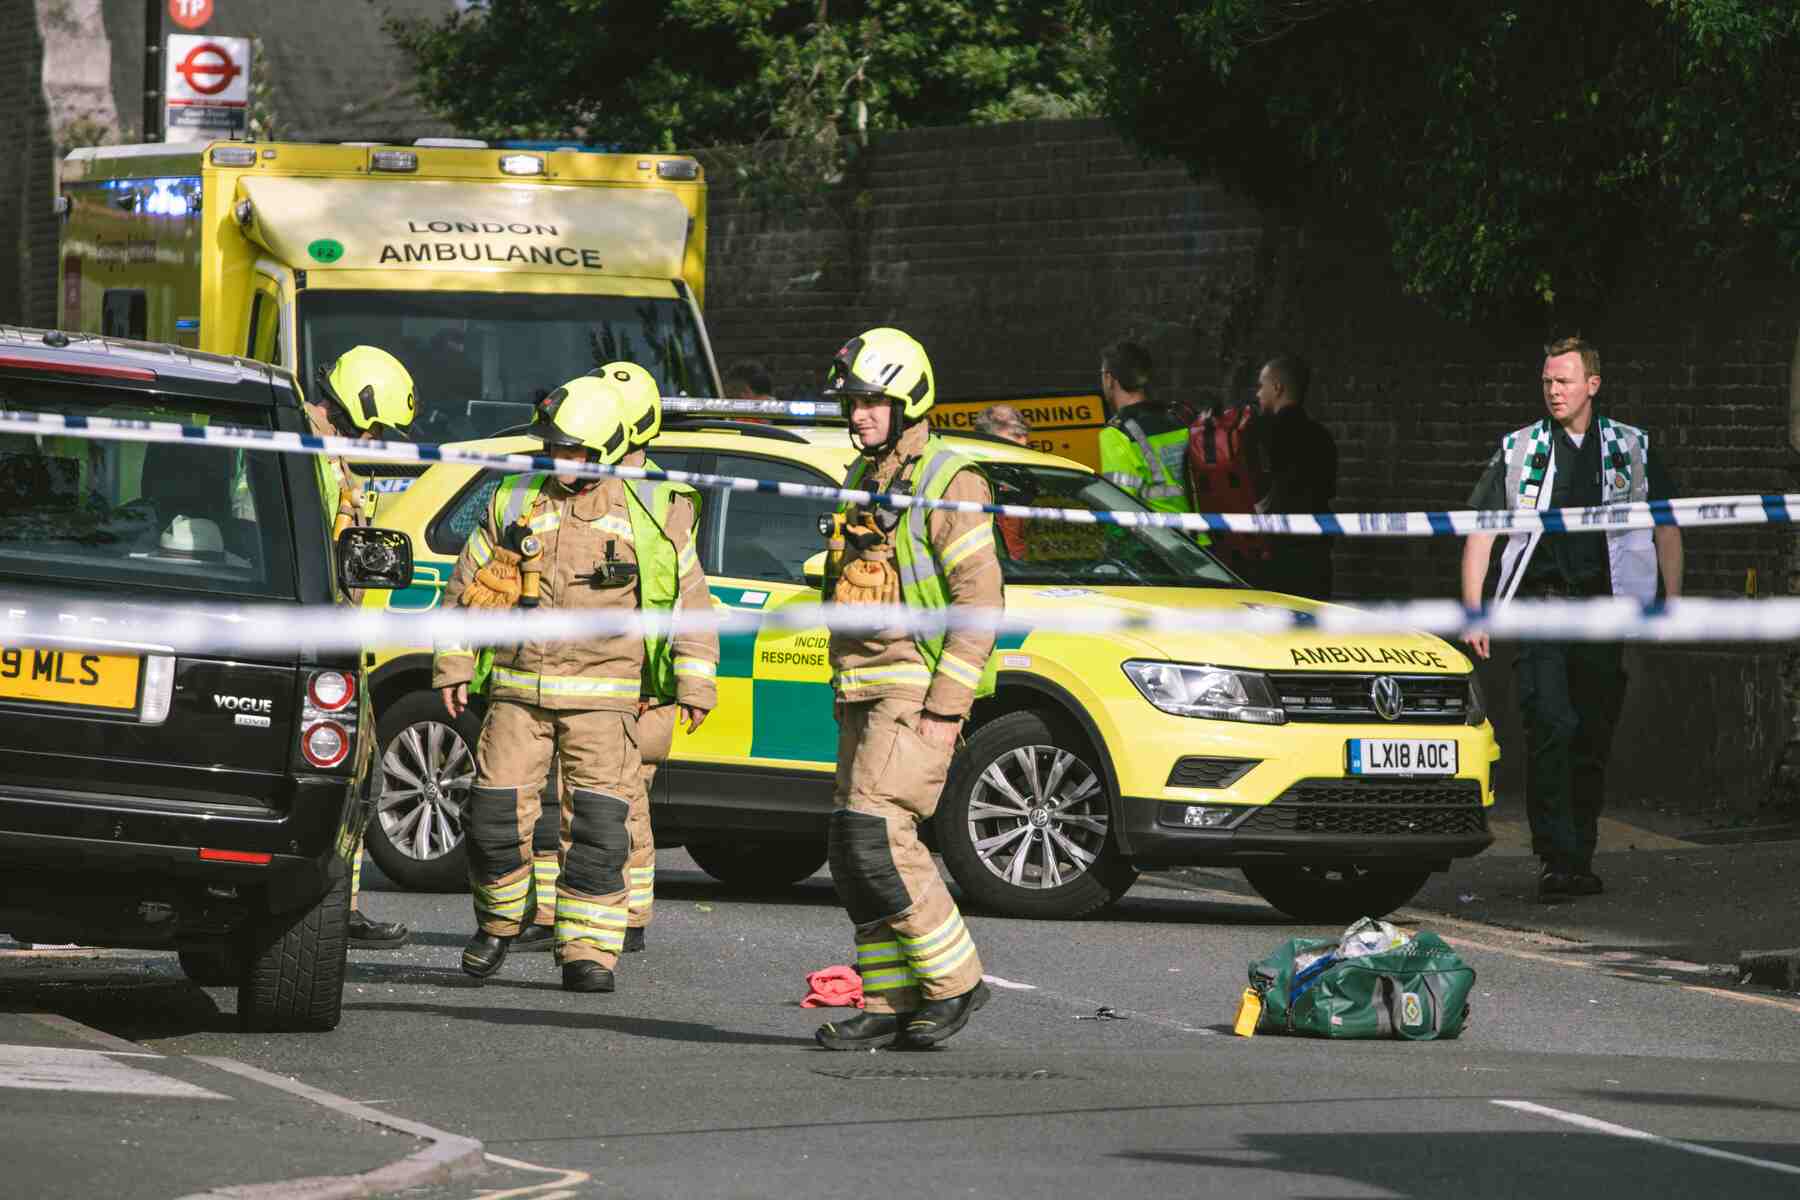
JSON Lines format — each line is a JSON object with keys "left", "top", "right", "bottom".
{"left": 801, "top": 964, "right": 865, "bottom": 1009}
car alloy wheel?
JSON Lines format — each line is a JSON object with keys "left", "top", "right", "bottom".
{"left": 378, "top": 719, "right": 474, "bottom": 863}
{"left": 966, "top": 743, "right": 1109, "bottom": 890}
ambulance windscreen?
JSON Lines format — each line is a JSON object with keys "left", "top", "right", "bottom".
{"left": 296, "top": 290, "right": 713, "bottom": 443}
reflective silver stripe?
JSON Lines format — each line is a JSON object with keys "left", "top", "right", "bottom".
{"left": 1103, "top": 470, "right": 1144, "bottom": 489}
{"left": 1120, "top": 417, "right": 1173, "bottom": 489}
{"left": 590, "top": 514, "right": 634, "bottom": 540}
{"left": 1142, "top": 484, "right": 1185, "bottom": 500}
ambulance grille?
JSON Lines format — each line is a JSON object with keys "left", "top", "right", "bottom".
{"left": 1271, "top": 672, "right": 1471, "bottom": 724}
{"left": 1241, "top": 779, "right": 1487, "bottom": 838}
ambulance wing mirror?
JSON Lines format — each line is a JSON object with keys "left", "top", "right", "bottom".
{"left": 338, "top": 527, "right": 413, "bottom": 591}
{"left": 802, "top": 550, "right": 829, "bottom": 587}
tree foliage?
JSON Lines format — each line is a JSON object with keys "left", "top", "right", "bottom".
{"left": 391, "top": 1, "right": 1104, "bottom": 170}
{"left": 1084, "top": 0, "right": 1800, "bottom": 321}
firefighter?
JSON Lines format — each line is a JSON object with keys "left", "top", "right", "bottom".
{"left": 306, "top": 344, "right": 417, "bottom": 951}
{"left": 812, "top": 327, "right": 999, "bottom": 1050}
{"left": 432, "top": 377, "right": 716, "bottom": 992}
{"left": 514, "top": 362, "right": 716, "bottom": 954}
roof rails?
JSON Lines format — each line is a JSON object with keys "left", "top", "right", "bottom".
{"left": 661, "top": 418, "right": 812, "bottom": 444}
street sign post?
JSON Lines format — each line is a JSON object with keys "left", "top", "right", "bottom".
{"left": 163, "top": 33, "right": 250, "bottom": 143}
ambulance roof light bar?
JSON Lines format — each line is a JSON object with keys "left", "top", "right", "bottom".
{"left": 659, "top": 396, "right": 843, "bottom": 421}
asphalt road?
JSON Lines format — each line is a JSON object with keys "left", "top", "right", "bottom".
{"left": 5, "top": 853, "right": 1800, "bottom": 1198}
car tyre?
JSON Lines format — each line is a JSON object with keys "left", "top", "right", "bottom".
{"left": 1242, "top": 864, "right": 1433, "bottom": 923}
{"left": 238, "top": 867, "right": 350, "bottom": 1032}
{"left": 937, "top": 709, "right": 1137, "bottom": 920}
{"left": 366, "top": 691, "right": 481, "bottom": 893}
{"left": 686, "top": 839, "right": 828, "bottom": 891}
{"left": 178, "top": 943, "right": 246, "bottom": 988}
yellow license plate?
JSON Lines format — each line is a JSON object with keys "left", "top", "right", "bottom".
{"left": 0, "top": 647, "right": 142, "bottom": 711}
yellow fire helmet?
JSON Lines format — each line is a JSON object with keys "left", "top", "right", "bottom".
{"left": 531, "top": 375, "right": 630, "bottom": 466}
{"left": 317, "top": 345, "right": 416, "bottom": 436}
{"left": 593, "top": 361, "right": 662, "bottom": 449}
{"left": 824, "top": 327, "right": 935, "bottom": 455}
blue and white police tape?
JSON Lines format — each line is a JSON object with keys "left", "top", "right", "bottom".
{"left": 0, "top": 407, "right": 1789, "bottom": 537}
{"left": 2, "top": 595, "right": 1796, "bottom": 657}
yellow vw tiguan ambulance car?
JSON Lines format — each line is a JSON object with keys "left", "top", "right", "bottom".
{"left": 359, "top": 404, "right": 1498, "bottom": 922}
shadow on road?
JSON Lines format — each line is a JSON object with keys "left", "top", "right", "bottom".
{"left": 344, "top": 998, "right": 817, "bottom": 1047}
{"left": 1112, "top": 1131, "right": 1800, "bottom": 1196}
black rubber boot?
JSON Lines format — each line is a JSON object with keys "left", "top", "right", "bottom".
{"left": 347, "top": 910, "right": 409, "bottom": 950}
{"left": 902, "top": 982, "right": 991, "bottom": 1048}
{"left": 562, "top": 961, "right": 616, "bottom": 993}
{"left": 513, "top": 924, "right": 556, "bottom": 952}
{"left": 1568, "top": 871, "right": 1605, "bottom": 896}
{"left": 1537, "top": 864, "right": 1572, "bottom": 903}
{"left": 461, "top": 931, "right": 512, "bottom": 979}
{"left": 622, "top": 927, "right": 647, "bottom": 954}
{"left": 815, "top": 1011, "right": 907, "bottom": 1050}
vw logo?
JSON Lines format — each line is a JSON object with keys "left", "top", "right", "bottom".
{"left": 1370, "top": 676, "right": 1405, "bottom": 721}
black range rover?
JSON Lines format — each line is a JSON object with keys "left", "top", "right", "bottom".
{"left": 0, "top": 328, "right": 409, "bottom": 1031}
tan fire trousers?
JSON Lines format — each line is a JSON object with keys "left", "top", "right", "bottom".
{"left": 529, "top": 702, "right": 675, "bottom": 930}
{"left": 829, "top": 697, "right": 985, "bottom": 1014}
{"left": 468, "top": 702, "right": 643, "bottom": 968}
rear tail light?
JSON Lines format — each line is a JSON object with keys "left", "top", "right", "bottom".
{"left": 308, "top": 669, "right": 354, "bottom": 711}
{"left": 301, "top": 720, "right": 350, "bottom": 768}
{"left": 299, "top": 669, "right": 358, "bottom": 771}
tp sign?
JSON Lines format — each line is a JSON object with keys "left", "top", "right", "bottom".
{"left": 164, "top": 34, "right": 250, "bottom": 143}
{"left": 169, "top": 0, "right": 213, "bottom": 30}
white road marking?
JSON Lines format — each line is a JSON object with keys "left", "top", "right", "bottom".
{"left": 982, "top": 974, "right": 1037, "bottom": 991}
{"left": 0, "top": 1044, "right": 223, "bottom": 1099}
{"left": 1493, "top": 1100, "right": 1800, "bottom": 1177}
{"left": 476, "top": 1152, "right": 593, "bottom": 1198}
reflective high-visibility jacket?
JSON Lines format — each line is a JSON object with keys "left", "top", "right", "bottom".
{"left": 1098, "top": 402, "right": 1191, "bottom": 514}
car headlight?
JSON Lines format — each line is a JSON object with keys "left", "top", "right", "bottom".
{"left": 1466, "top": 671, "right": 1488, "bottom": 726}
{"left": 1121, "top": 661, "right": 1286, "bottom": 725}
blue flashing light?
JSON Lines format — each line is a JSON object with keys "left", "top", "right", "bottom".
{"left": 495, "top": 139, "right": 626, "bottom": 154}
{"left": 175, "top": 319, "right": 200, "bottom": 331}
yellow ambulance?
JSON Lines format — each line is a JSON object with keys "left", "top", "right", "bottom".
{"left": 56, "top": 138, "right": 720, "bottom": 454}
{"left": 360, "top": 402, "right": 1499, "bottom": 922}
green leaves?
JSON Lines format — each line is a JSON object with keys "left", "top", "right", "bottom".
{"left": 1085, "top": 0, "right": 1800, "bottom": 321}
{"left": 390, "top": 1, "right": 1104, "bottom": 184}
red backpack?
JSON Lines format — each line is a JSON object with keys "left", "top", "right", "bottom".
{"left": 1186, "top": 403, "right": 1269, "bottom": 574}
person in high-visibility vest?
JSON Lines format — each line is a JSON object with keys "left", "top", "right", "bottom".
{"left": 812, "top": 327, "right": 999, "bottom": 1050}
{"left": 432, "top": 377, "right": 717, "bottom": 993}
{"left": 514, "top": 362, "right": 715, "bottom": 955}
{"left": 305, "top": 344, "right": 417, "bottom": 951}
{"left": 1096, "top": 339, "right": 1192, "bottom": 514}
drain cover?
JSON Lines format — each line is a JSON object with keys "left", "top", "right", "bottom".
{"left": 812, "top": 1067, "right": 1069, "bottom": 1082}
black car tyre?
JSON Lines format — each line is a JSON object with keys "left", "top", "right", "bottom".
{"left": 239, "top": 867, "right": 350, "bottom": 1032}
{"left": 367, "top": 691, "right": 481, "bottom": 893}
{"left": 1242, "top": 864, "right": 1432, "bottom": 923}
{"left": 178, "top": 943, "right": 246, "bottom": 988}
{"left": 937, "top": 709, "right": 1137, "bottom": 920}
{"left": 686, "top": 839, "right": 828, "bottom": 890}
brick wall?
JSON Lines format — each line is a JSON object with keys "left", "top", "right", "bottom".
{"left": 1, "top": 0, "right": 57, "bottom": 327}
{"left": 706, "top": 118, "right": 1799, "bottom": 605}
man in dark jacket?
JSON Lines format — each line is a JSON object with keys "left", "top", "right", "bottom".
{"left": 1252, "top": 354, "right": 1337, "bottom": 599}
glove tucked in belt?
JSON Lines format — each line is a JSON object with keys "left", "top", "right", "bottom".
{"left": 463, "top": 548, "right": 523, "bottom": 609}
{"left": 835, "top": 556, "right": 899, "bottom": 606}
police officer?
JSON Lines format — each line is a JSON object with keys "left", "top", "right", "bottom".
{"left": 813, "top": 327, "right": 999, "bottom": 1051}
{"left": 433, "top": 377, "right": 716, "bottom": 992}
{"left": 1096, "top": 339, "right": 1191, "bottom": 515}
{"left": 514, "top": 362, "right": 716, "bottom": 954}
{"left": 307, "top": 344, "right": 417, "bottom": 951}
